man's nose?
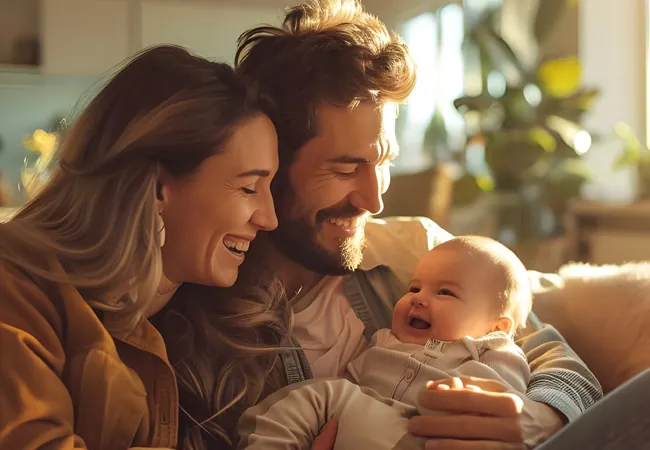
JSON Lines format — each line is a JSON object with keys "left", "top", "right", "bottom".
{"left": 349, "top": 166, "right": 384, "bottom": 215}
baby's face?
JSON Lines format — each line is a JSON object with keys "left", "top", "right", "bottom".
{"left": 392, "top": 240, "right": 505, "bottom": 345}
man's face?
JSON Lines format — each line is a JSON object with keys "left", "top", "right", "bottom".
{"left": 271, "top": 102, "right": 398, "bottom": 274}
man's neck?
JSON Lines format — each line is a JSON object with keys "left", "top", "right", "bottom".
{"left": 249, "top": 235, "right": 323, "bottom": 300}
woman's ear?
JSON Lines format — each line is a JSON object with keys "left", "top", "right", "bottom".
{"left": 155, "top": 176, "right": 171, "bottom": 248}
{"left": 155, "top": 182, "right": 170, "bottom": 215}
{"left": 156, "top": 167, "right": 172, "bottom": 212}
{"left": 494, "top": 316, "right": 514, "bottom": 335}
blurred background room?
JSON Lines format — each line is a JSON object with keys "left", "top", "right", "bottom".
{"left": 1, "top": 0, "right": 649, "bottom": 272}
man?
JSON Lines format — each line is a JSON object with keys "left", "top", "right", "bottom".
{"left": 235, "top": 0, "right": 601, "bottom": 448}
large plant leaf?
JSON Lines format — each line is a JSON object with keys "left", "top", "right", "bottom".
{"left": 469, "top": 9, "right": 529, "bottom": 84}
{"left": 422, "top": 109, "right": 448, "bottom": 162}
{"left": 529, "top": 127, "right": 557, "bottom": 152}
{"left": 534, "top": 0, "right": 568, "bottom": 44}
{"left": 454, "top": 94, "right": 494, "bottom": 113}
{"left": 501, "top": 88, "right": 538, "bottom": 128}
{"left": 537, "top": 88, "right": 599, "bottom": 122}
{"left": 541, "top": 159, "right": 590, "bottom": 214}
{"left": 544, "top": 115, "right": 592, "bottom": 155}
{"left": 485, "top": 130, "right": 549, "bottom": 183}
{"left": 473, "top": 26, "right": 528, "bottom": 84}
{"left": 612, "top": 122, "right": 643, "bottom": 169}
{"left": 559, "top": 88, "right": 599, "bottom": 111}
{"left": 452, "top": 173, "right": 484, "bottom": 205}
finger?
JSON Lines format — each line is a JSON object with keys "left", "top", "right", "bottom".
{"left": 425, "top": 439, "right": 526, "bottom": 450}
{"left": 464, "top": 384, "right": 482, "bottom": 392}
{"left": 449, "top": 377, "right": 464, "bottom": 389}
{"left": 427, "top": 377, "right": 465, "bottom": 391}
{"left": 419, "top": 388, "right": 523, "bottom": 417}
{"left": 452, "top": 376, "right": 512, "bottom": 393}
{"left": 409, "top": 414, "right": 523, "bottom": 442}
{"left": 312, "top": 420, "right": 338, "bottom": 450}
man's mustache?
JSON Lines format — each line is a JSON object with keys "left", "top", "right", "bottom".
{"left": 316, "top": 204, "right": 366, "bottom": 222}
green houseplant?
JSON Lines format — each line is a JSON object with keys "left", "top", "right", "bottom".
{"left": 450, "top": 0, "right": 597, "bottom": 244}
{"left": 611, "top": 122, "right": 650, "bottom": 201}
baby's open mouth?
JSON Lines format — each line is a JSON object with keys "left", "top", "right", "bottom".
{"left": 408, "top": 317, "right": 431, "bottom": 330}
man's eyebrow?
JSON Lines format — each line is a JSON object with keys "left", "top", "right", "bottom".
{"left": 326, "top": 156, "right": 371, "bottom": 164}
{"left": 236, "top": 169, "right": 271, "bottom": 178}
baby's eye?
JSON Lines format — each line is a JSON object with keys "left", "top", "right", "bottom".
{"left": 438, "top": 288, "right": 457, "bottom": 298}
{"left": 409, "top": 286, "right": 420, "bottom": 294}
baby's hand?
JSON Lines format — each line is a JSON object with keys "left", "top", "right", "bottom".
{"left": 312, "top": 420, "right": 338, "bottom": 450}
{"left": 409, "top": 377, "right": 526, "bottom": 448}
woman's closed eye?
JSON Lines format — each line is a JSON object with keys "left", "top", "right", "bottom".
{"left": 241, "top": 186, "right": 257, "bottom": 194}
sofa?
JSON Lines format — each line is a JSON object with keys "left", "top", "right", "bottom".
{"left": 532, "top": 262, "right": 650, "bottom": 394}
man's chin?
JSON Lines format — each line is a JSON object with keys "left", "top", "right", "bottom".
{"left": 338, "top": 234, "right": 366, "bottom": 272}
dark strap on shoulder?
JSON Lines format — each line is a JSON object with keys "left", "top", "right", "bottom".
{"left": 343, "top": 272, "right": 381, "bottom": 341}
{"left": 279, "top": 337, "right": 312, "bottom": 384}
{"left": 343, "top": 265, "right": 405, "bottom": 341}
{"left": 279, "top": 266, "right": 405, "bottom": 385}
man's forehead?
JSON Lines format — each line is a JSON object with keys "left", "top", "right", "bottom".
{"left": 312, "top": 102, "right": 399, "bottom": 160}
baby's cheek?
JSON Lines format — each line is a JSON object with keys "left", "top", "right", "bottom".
{"left": 391, "top": 326, "right": 406, "bottom": 343}
{"left": 390, "top": 306, "right": 408, "bottom": 339}
{"left": 435, "top": 309, "right": 464, "bottom": 332}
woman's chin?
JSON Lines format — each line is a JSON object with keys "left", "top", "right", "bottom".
{"left": 209, "top": 263, "right": 239, "bottom": 288}
{"left": 207, "top": 247, "right": 246, "bottom": 287}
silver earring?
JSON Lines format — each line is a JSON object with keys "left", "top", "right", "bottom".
{"left": 157, "top": 212, "right": 166, "bottom": 248}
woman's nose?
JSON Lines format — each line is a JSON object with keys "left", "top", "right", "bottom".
{"left": 251, "top": 192, "right": 278, "bottom": 231}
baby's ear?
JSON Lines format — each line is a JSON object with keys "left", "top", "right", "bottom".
{"left": 494, "top": 316, "right": 514, "bottom": 335}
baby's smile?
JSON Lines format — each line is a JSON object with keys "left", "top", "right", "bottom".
{"left": 407, "top": 308, "right": 432, "bottom": 332}
{"left": 408, "top": 316, "right": 431, "bottom": 330}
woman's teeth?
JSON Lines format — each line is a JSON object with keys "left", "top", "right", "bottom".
{"left": 224, "top": 238, "right": 250, "bottom": 254}
{"left": 327, "top": 216, "right": 363, "bottom": 228}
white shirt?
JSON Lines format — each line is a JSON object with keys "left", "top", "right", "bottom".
{"left": 292, "top": 276, "right": 368, "bottom": 378}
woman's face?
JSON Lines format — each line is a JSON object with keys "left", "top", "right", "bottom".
{"left": 160, "top": 114, "right": 279, "bottom": 287}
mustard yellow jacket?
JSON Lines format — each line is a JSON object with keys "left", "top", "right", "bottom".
{"left": 0, "top": 261, "right": 179, "bottom": 449}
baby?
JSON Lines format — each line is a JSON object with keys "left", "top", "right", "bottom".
{"left": 238, "top": 236, "right": 532, "bottom": 450}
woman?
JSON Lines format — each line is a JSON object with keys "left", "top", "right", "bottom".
{"left": 0, "top": 45, "right": 289, "bottom": 449}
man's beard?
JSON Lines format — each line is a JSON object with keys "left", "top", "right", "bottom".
{"left": 270, "top": 191, "right": 366, "bottom": 276}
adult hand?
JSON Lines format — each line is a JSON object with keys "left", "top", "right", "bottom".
{"left": 409, "top": 377, "right": 564, "bottom": 449}
{"left": 312, "top": 419, "right": 338, "bottom": 450}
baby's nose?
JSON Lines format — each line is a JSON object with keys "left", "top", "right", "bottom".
{"left": 411, "top": 296, "right": 429, "bottom": 308}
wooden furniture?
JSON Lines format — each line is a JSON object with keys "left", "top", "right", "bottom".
{"left": 380, "top": 165, "right": 453, "bottom": 228}
{"left": 565, "top": 200, "right": 650, "bottom": 264}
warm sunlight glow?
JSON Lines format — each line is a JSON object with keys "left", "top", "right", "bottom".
{"left": 573, "top": 130, "right": 592, "bottom": 154}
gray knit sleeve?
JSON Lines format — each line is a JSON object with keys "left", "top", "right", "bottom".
{"left": 516, "top": 321, "right": 603, "bottom": 421}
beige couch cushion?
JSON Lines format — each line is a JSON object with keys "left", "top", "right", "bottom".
{"left": 533, "top": 262, "right": 650, "bottom": 393}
